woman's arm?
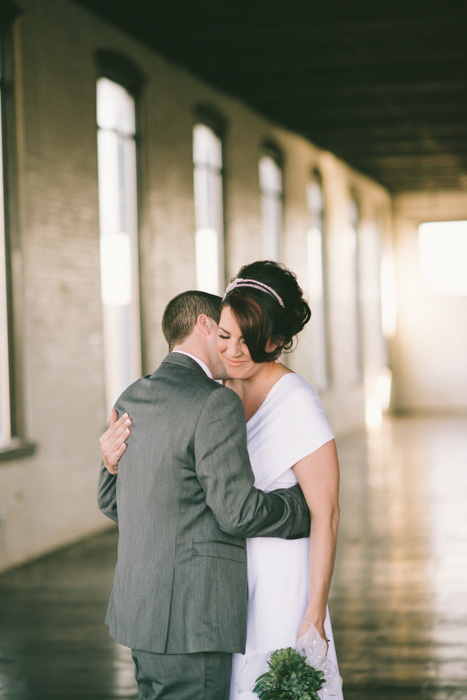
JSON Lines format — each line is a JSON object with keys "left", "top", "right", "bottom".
{"left": 100, "top": 409, "right": 132, "bottom": 474}
{"left": 293, "top": 438, "right": 340, "bottom": 648}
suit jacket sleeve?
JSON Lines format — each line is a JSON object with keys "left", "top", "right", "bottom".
{"left": 194, "top": 387, "right": 310, "bottom": 539}
{"left": 97, "top": 460, "right": 118, "bottom": 523}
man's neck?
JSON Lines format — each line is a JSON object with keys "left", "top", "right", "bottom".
{"left": 172, "top": 342, "right": 213, "bottom": 376}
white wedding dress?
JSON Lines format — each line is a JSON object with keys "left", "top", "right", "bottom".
{"left": 229, "top": 372, "right": 344, "bottom": 699}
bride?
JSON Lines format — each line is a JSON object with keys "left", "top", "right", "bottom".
{"left": 102, "top": 260, "right": 343, "bottom": 699}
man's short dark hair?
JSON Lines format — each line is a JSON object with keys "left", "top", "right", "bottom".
{"left": 162, "top": 291, "right": 222, "bottom": 351}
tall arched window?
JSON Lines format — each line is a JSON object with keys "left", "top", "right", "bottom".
{"left": 96, "top": 54, "right": 143, "bottom": 414}
{"left": 0, "top": 39, "right": 11, "bottom": 446}
{"left": 193, "top": 121, "right": 225, "bottom": 295}
{"left": 307, "top": 171, "right": 331, "bottom": 390}
{"left": 348, "top": 193, "right": 363, "bottom": 381}
{"left": 363, "top": 211, "right": 392, "bottom": 426}
{"left": 1, "top": 4, "right": 32, "bottom": 457}
{"left": 259, "top": 146, "right": 283, "bottom": 261}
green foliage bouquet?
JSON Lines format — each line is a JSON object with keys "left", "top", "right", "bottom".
{"left": 252, "top": 623, "right": 342, "bottom": 699}
{"left": 253, "top": 646, "right": 325, "bottom": 700}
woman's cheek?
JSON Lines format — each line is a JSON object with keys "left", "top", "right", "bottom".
{"left": 216, "top": 340, "right": 227, "bottom": 354}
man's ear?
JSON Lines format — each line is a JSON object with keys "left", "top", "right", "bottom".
{"left": 195, "top": 313, "right": 212, "bottom": 337}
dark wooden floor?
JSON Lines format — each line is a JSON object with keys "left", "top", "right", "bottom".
{"left": 0, "top": 415, "right": 466, "bottom": 699}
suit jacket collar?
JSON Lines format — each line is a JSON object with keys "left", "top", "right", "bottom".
{"left": 161, "top": 352, "right": 213, "bottom": 378}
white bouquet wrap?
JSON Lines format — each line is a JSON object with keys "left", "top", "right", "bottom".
{"left": 296, "top": 623, "right": 343, "bottom": 697}
{"left": 235, "top": 623, "right": 343, "bottom": 698}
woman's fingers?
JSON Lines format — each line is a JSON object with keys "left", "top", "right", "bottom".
{"left": 100, "top": 412, "right": 132, "bottom": 473}
{"left": 109, "top": 409, "right": 119, "bottom": 426}
{"left": 108, "top": 409, "right": 129, "bottom": 434}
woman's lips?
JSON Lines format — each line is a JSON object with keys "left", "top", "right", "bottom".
{"left": 224, "top": 358, "right": 245, "bottom": 367}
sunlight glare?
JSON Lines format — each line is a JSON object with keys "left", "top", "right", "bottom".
{"left": 419, "top": 221, "right": 467, "bottom": 296}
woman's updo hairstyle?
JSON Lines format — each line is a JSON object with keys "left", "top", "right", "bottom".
{"left": 222, "top": 260, "right": 311, "bottom": 363}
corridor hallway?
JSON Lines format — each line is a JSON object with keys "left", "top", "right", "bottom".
{"left": 0, "top": 415, "right": 466, "bottom": 699}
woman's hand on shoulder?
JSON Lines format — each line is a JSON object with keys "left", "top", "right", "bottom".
{"left": 100, "top": 409, "right": 132, "bottom": 475}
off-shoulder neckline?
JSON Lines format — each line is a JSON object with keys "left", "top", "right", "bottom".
{"left": 246, "top": 371, "right": 299, "bottom": 425}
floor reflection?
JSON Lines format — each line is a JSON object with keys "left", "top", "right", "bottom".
{"left": 0, "top": 530, "right": 137, "bottom": 699}
{"left": 331, "top": 415, "right": 467, "bottom": 699}
{"left": 0, "top": 415, "right": 466, "bottom": 699}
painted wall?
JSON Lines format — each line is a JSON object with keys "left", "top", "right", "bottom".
{"left": 0, "top": 0, "right": 391, "bottom": 571}
{"left": 392, "top": 191, "right": 467, "bottom": 412}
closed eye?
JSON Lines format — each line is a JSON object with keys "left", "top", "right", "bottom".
{"left": 218, "top": 334, "right": 230, "bottom": 339}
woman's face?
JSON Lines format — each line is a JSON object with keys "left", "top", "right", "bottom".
{"left": 216, "top": 306, "right": 262, "bottom": 380}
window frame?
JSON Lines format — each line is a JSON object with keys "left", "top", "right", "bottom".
{"left": 95, "top": 51, "right": 145, "bottom": 415}
{"left": 306, "top": 168, "right": 332, "bottom": 391}
{"left": 258, "top": 141, "right": 284, "bottom": 262}
{"left": 192, "top": 106, "right": 227, "bottom": 295}
{"left": 348, "top": 190, "right": 364, "bottom": 383}
{"left": 0, "top": 6, "right": 36, "bottom": 462}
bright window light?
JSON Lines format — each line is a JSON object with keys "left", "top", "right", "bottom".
{"left": 419, "top": 221, "right": 467, "bottom": 296}
{"left": 306, "top": 175, "right": 331, "bottom": 391}
{"left": 97, "top": 78, "right": 135, "bottom": 135}
{"left": 193, "top": 124, "right": 224, "bottom": 295}
{"left": 100, "top": 232, "right": 132, "bottom": 306}
{"left": 97, "top": 77, "right": 141, "bottom": 413}
{"left": 381, "top": 250, "right": 397, "bottom": 338}
{"left": 195, "top": 228, "right": 220, "bottom": 296}
{"left": 259, "top": 154, "right": 283, "bottom": 261}
{"left": 365, "top": 367, "right": 393, "bottom": 428}
{"left": 0, "top": 85, "right": 11, "bottom": 444}
{"left": 347, "top": 197, "right": 363, "bottom": 382}
{"left": 307, "top": 227, "right": 324, "bottom": 299}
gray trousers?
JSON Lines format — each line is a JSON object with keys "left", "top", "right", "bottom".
{"left": 131, "top": 649, "right": 232, "bottom": 700}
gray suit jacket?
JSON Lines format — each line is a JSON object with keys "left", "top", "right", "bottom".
{"left": 98, "top": 353, "right": 310, "bottom": 654}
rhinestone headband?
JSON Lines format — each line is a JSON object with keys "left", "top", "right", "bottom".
{"left": 223, "top": 278, "right": 285, "bottom": 308}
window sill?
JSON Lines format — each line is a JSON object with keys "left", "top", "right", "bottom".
{"left": 0, "top": 438, "right": 37, "bottom": 463}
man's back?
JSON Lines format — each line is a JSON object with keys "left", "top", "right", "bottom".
{"left": 102, "top": 353, "right": 250, "bottom": 654}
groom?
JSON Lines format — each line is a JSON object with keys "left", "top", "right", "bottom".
{"left": 98, "top": 290, "right": 310, "bottom": 700}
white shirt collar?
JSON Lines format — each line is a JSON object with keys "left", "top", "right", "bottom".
{"left": 171, "top": 351, "right": 213, "bottom": 379}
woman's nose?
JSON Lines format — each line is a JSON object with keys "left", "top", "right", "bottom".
{"left": 227, "top": 341, "right": 242, "bottom": 357}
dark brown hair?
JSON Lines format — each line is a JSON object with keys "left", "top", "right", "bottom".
{"left": 222, "top": 261, "right": 311, "bottom": 363}
{"left": 162, "top": 291, "right": 222, "bottom": 351}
